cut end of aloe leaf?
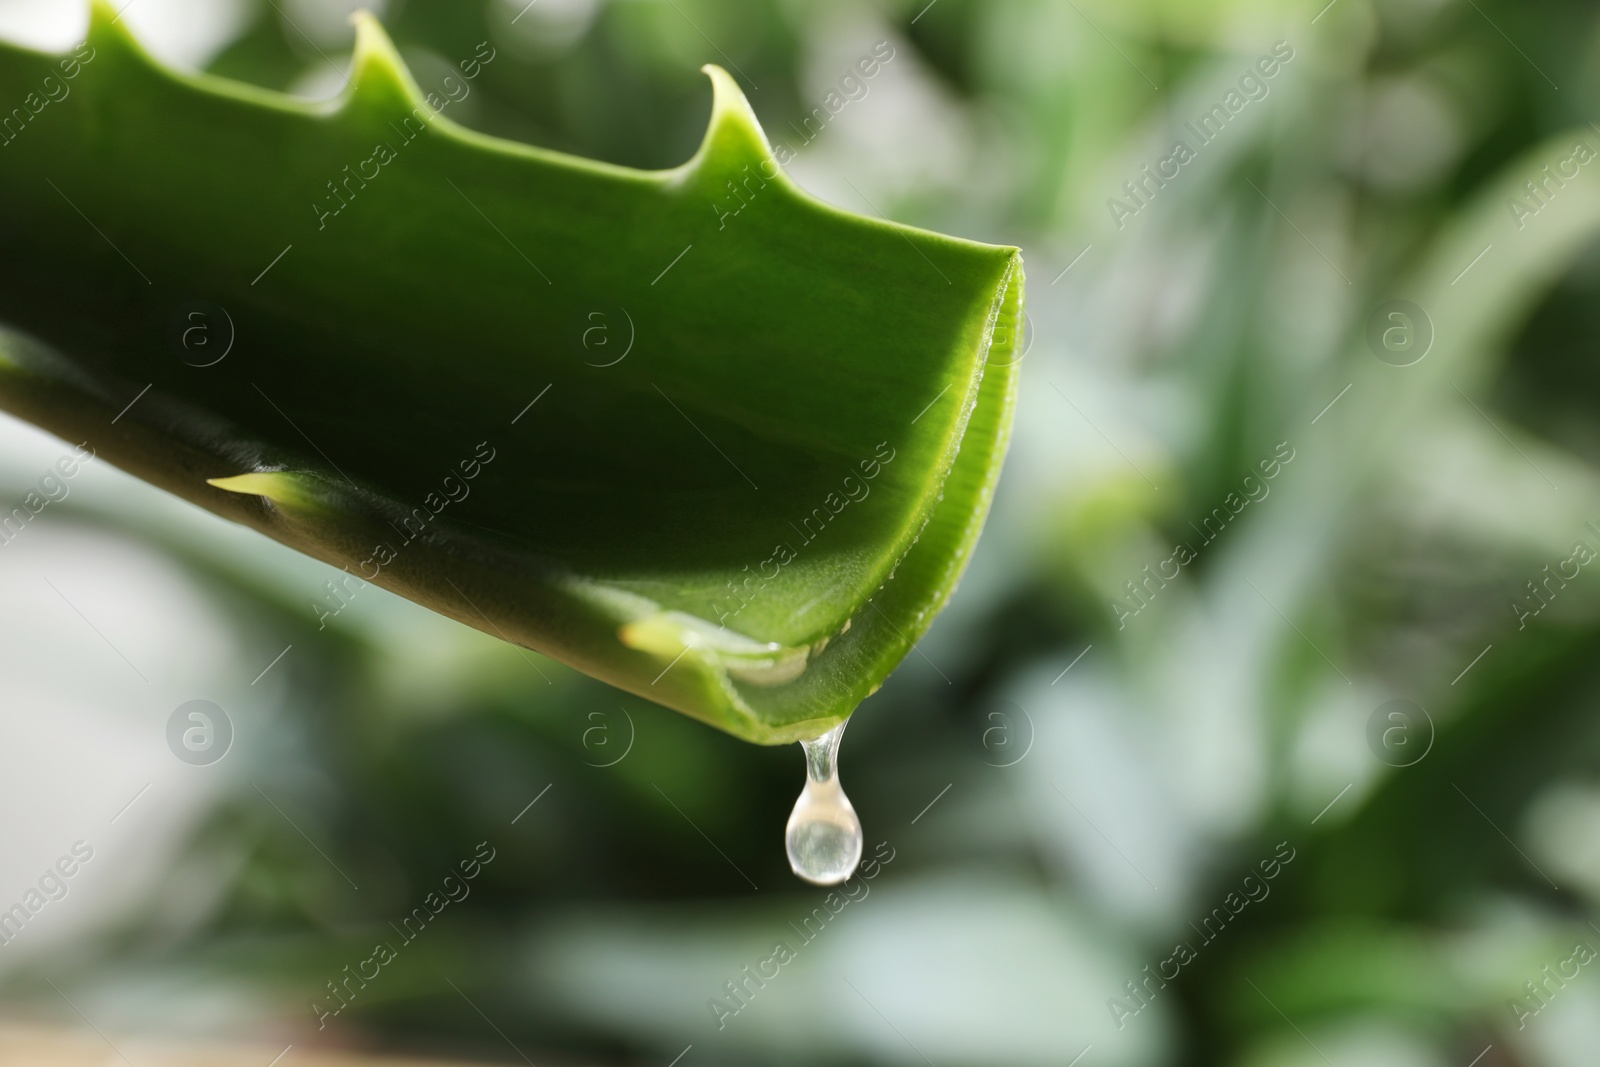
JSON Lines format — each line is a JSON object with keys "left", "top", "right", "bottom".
{"left": 0, "top": 9, "right": 1024, "bottom": 745}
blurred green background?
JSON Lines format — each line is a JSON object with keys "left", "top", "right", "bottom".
{"left": 3, "top": 0, "right": 1600, "bottom": 1064}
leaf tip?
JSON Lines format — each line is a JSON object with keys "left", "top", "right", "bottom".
{"left": 618, "top": 614, "right": 700, "bottom": 659}
{"left": 207, "top": 472, "right": 308, "bottom": 507}
{"left": 85, "top": 0, "right": 144, "bottom": 54}
{"left": 86, "top": 0, "right": 120, "bottom": 27}
{"left": 347, "top": 9, "right": 424, "bottom": 114}
{"left": 686, "top": 64, "right": 784, "bottom": 185}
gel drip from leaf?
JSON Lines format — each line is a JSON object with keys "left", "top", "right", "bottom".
{"left": 785, "top": 720, "right": 862, "bottom": 885}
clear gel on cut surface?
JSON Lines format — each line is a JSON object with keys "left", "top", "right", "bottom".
{"left": 785, "top": 720, "right": 863, "bottom": 885}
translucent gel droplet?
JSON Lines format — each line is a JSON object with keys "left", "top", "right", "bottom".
{"left": 785, "top": 720, "right": 863, "bottom": 885}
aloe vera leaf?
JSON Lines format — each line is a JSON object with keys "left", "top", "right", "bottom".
{"left": 0, "top": 3, "right": 1022, "bottom": 744}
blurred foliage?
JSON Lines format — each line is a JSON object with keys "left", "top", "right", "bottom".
{"left": 11, "top": 0, "right": 1600, "bottom": 1065}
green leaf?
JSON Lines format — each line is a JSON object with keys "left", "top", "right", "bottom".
{"left": 0, "top": 3, "right": 1022, "bottom": 744}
